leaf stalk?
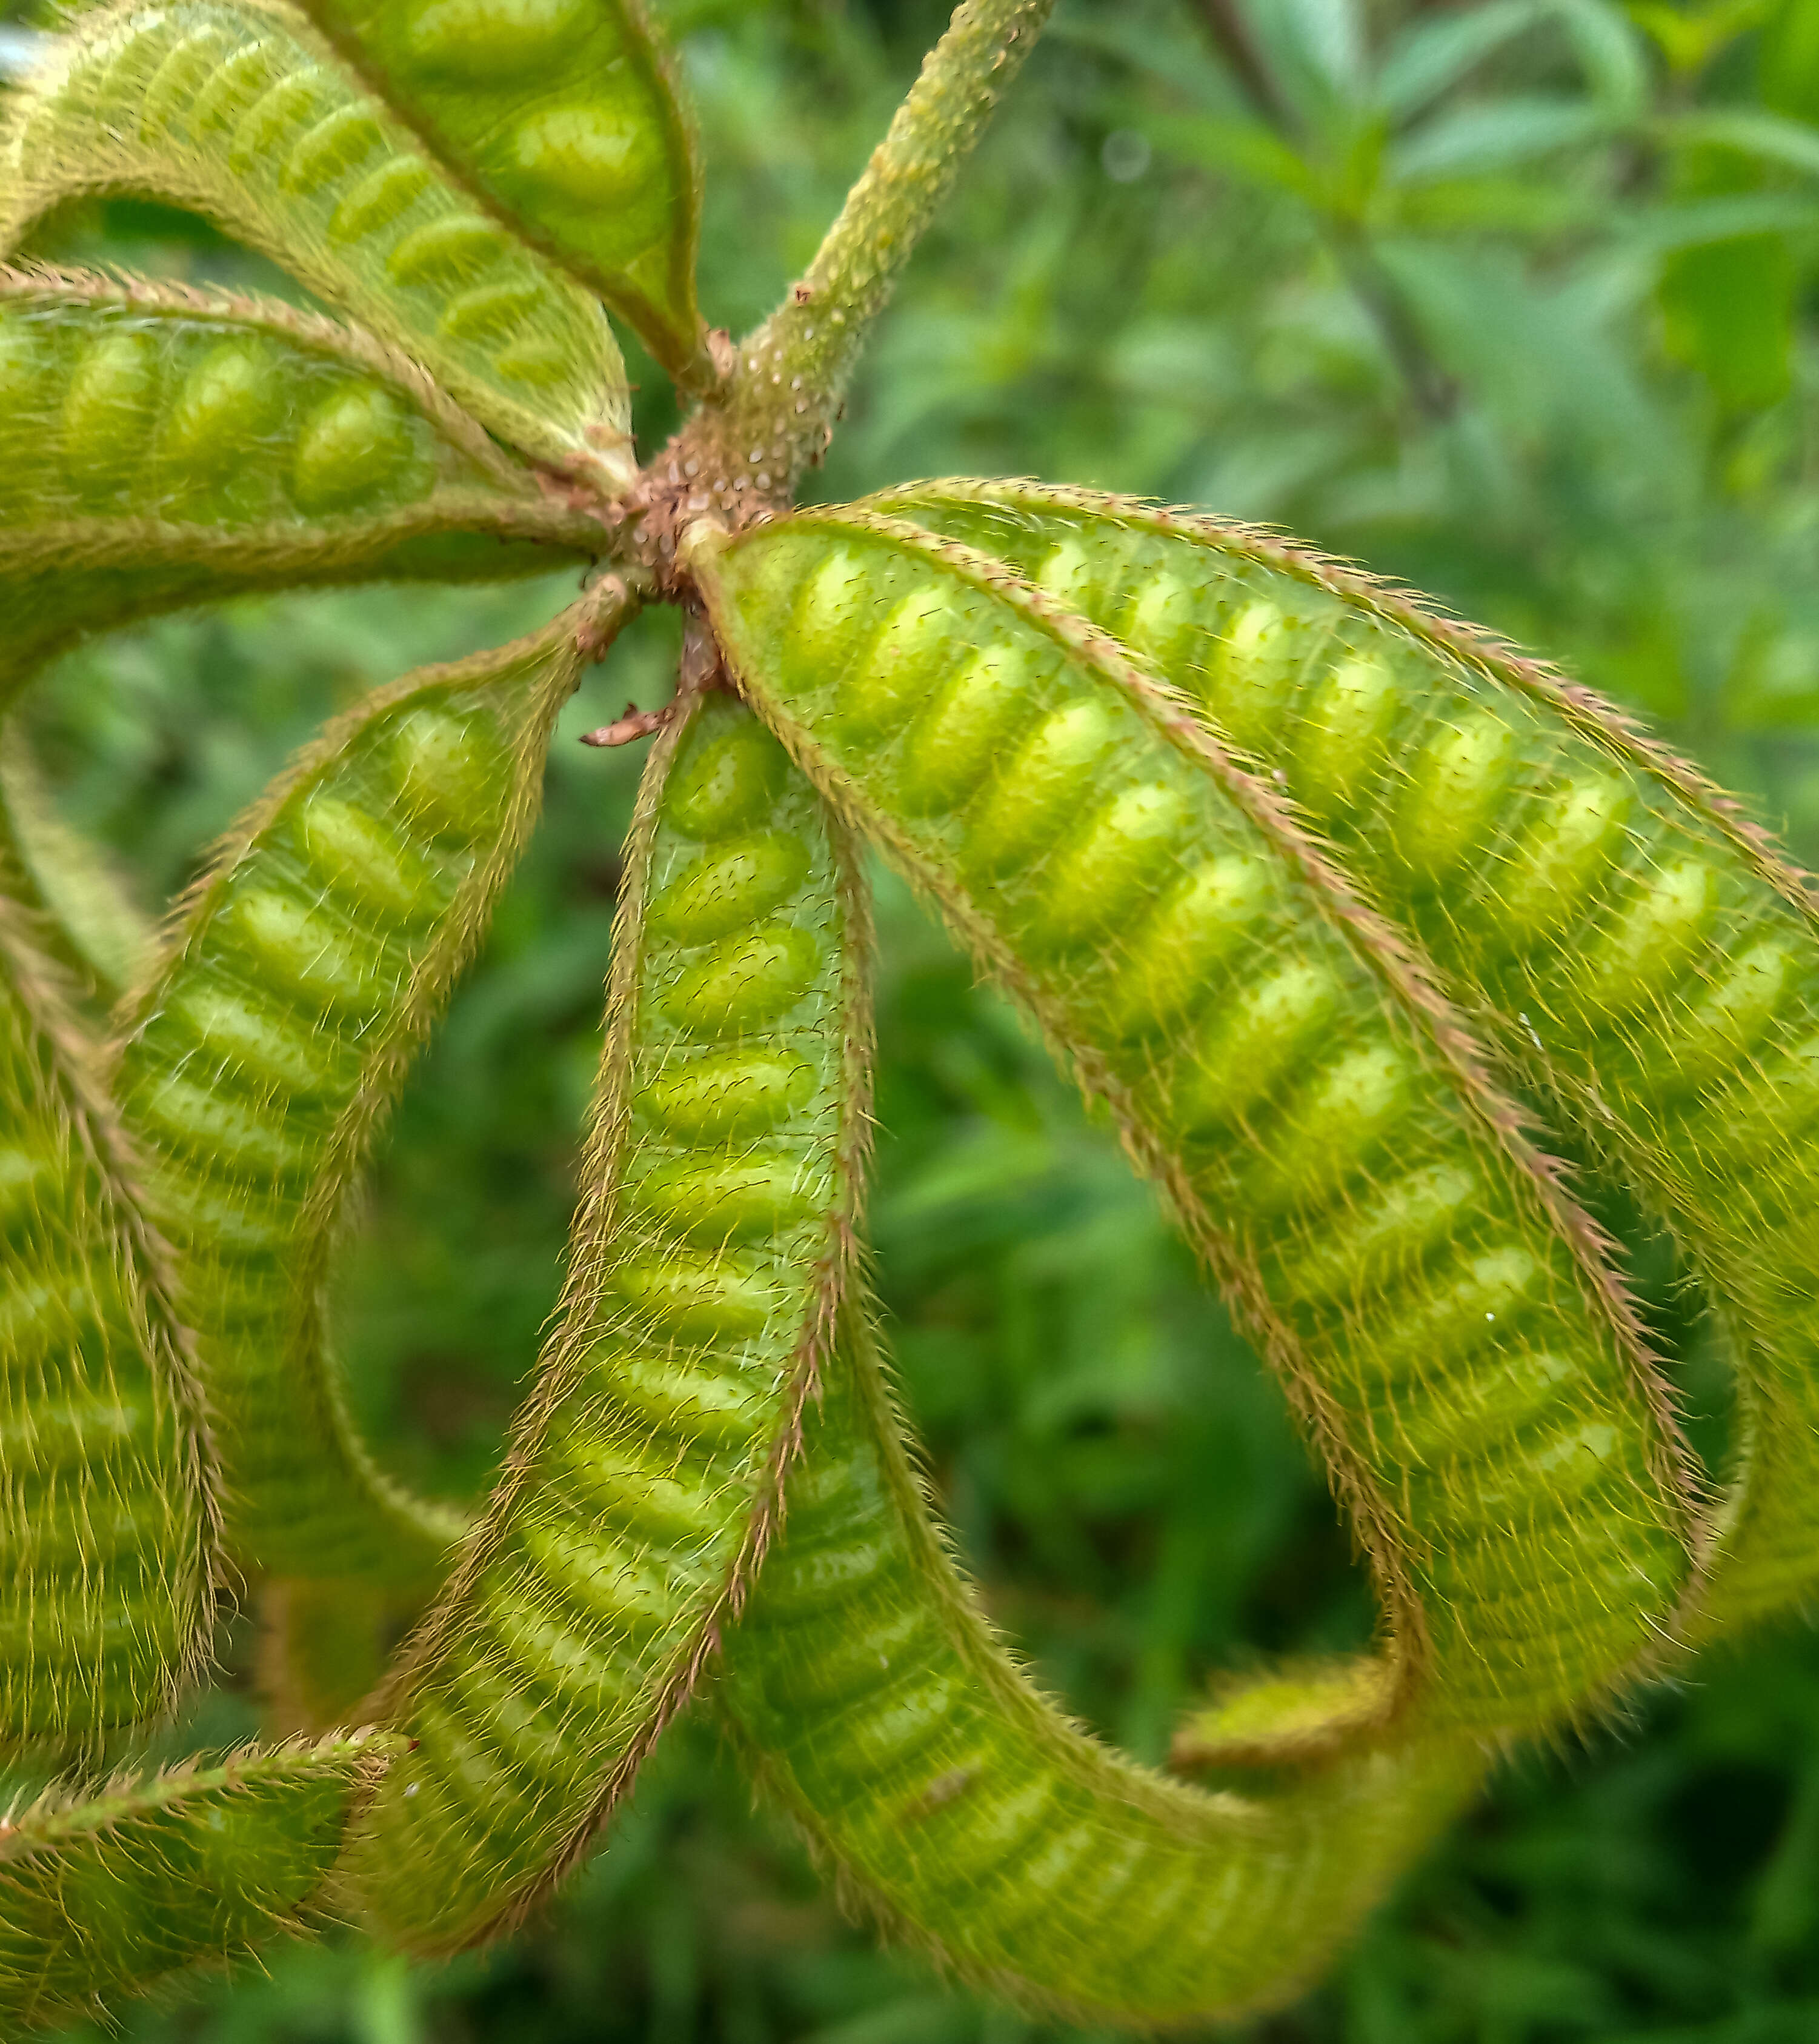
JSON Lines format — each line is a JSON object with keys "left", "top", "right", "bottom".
{"left": 662, "top": 0, "right": 1054, "bottom": 528}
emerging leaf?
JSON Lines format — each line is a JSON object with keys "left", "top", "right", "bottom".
{"left": 691, "top": 507, "right": 1696, "bottom": 1746}
{"left": 344, "top": 686, "right": 870, "bottom": 1953}
{"left": 0, "top": 877, "right": 214, "bottom": 1751}
{"left": 874, "top": 478, "right": 1819, "bottom": 1647}
{"left": 110, "top": 593, "right": 633, "bottom": 1586}
{"left": 719, "top": 1303, "right": 1481, "bottom": 2028}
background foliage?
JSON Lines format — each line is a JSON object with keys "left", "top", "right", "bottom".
{"left": 10, "top": 0, "right": 1819, "bottom": 2034}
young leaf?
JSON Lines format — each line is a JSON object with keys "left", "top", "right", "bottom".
{"left": 0, "top": 875, "right": 215, "bottom": 1751}
{"left": 1, "top": 0, "right": 636, "bottom": 486}
{"left": 289, "top": 0, "right": 708, "bottom": 384}
{"left": 342, "top": 682, "right": 871, "bottom": 1953}
{"left": 873, "top": 478, "right": 1819, "bottom": 1647}
{"left": 110, "top": 590, "right": 634, "bottom": 1587}
{"left": 690, "top": 507, "right": 1698, "bottom": 1745}
{"left": 0, "top": 268, "right": 600, "bottom": 699}
{"left": 717, "top": 1302, "right": 1481, "bottom": 2028}
{"left": 0, "top": 1732, "right": 397, "bottom": 2034}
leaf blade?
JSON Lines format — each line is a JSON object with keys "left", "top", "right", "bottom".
{"left": 0, "top": 0, "right": 637, "bottom": 485}
{"left": 293, "top": 0, "right": 708, "bottom": 384}
{"left": 0, "top": 1733, "right": 395, "bottom": 2034}
{"left": 343, "top": 681, "right": 871, "bottom": 1953}
{"left": 0, "top": 873, "right": 216, "bottom": 1750}
{"left": 0, "top": 267, "right": 597, "bottom": 699}
{"left": 693, "top": 505, "right": 1697, "bottom": 1745}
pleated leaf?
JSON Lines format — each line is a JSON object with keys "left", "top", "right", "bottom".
{"left": 691, "top": 507, "right": 1698, "bottom": 1748}
{"left": 0, "top": 1733, "right": 396, "bottom": 2034}
{"left": 874, "top": 478, "right": 1819, "bottom": 1648}
{"left": 0, "top": 874, "right": 214, "bottom": 1752}
{"left": 111, "top": 589, "right": 635, "bottom": 1589}
{"left": 719, "top": 1302, "right": 1480, "bottom": 2028}
{"left": 342, "top": 684, "right": 870, "bottom": 1952}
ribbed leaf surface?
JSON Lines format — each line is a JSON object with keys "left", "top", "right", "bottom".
{"left": 0, "top": 268, "right": 597, "bottom": 700}
{"left": 292, "top": 0, "right": 707, "bottom": 381}
{"left": 0, "top": 0, "right": 635, "bottom": 483}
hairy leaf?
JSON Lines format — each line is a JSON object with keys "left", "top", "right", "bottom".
{"left": 692, "top": 507, "right": 1698, "bottom": 1748}
{"left": 0, "top": 1732, "right": 396, "bottom": 2033}
{"left": 110, "top": 590, "right": 634, "bottom": 1586}
{"left": 0, "top": 267, "right": 599, "bottom": 699}
{"left": 342, "top": 684, "right": 869, "bottom": 1952}
{"left": 1, "top": 0, "right": 636, "bottom": 484}
{"left": 0, "top": 873, "right": 215, "bottom": 1752}
{"left": 717, "top": 1302, "right": 1480, "bottom": 2028}
{"left": 291, "top": 0, "right": 707, "bottom": 384}
{"left": 872, "top": 478, "right": 1819, "bottom": 1648}
{"left": 0, "top": 736, "right": 152, "bottom": 1007}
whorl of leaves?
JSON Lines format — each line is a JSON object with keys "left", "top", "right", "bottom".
{"left": 0, "top": 0, "right": 1814, "bottom": 2032}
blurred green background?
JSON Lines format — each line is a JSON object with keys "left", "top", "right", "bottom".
{"left": 14, "top": 0, "right": 1819, "bottom": 2034}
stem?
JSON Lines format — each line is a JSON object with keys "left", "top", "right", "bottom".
{"left": 670, "top": 0, "right": 1053, "bottom": 518}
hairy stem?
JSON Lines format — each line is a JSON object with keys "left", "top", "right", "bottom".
{"left": 667, "top": 0, "right": 1052, "bottom": 520}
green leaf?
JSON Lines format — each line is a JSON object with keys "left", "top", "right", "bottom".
{"left": 1, "top": 0, "right": 636, "bottom": 487}
{"left": 0, "top": 268, "right": 598, "bottom": 701}
{"left": 868, "top": 478, "right": 1819, "bottom": 1646}
{"left": 1659, "top": 231, "right": 1795, "bottom": 409}
{"left": 1389, "top": 96, "right": 1609, "bottom": 185}
{"left": 1663, "top": 103, "right": 1819, "bottom": 176}
{"left": 1557, "top": 0, "right": 1651, "bottom": 113}
{"left": 692, "top": 505, "right": 1694, "bottom": 1744}
{"left": 0, "top": 1733, "right": 396, "bottom": 2034}
{"left": 0, "top": 737, "right": 152, "bottom": 1007}
{"left": 344, "top": 685, "right": 870, "bottom": 1953}
{"left": 717, "top": 1302, "right": 1483, "bottom": 2028}
{"left": 0, "top": 871, "right": 215, "bottom": 1751}
{"left": 292, "top": 0, "right": 709, "bottom": 385}
{"left": 1375, "top": 0, "right": 1550, "bottom": 121}
{"left": 1146, "top": 112, "right": 1323, "bottom": 206}
{"left": 111, "top": 593, "right": 631, "bottom": 1586}
{"left": 1761, "top": 0, "right": 1819, "bottom": 120}
{"left": 1628, "top": 0, "right": 1767, "bottom": 78}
